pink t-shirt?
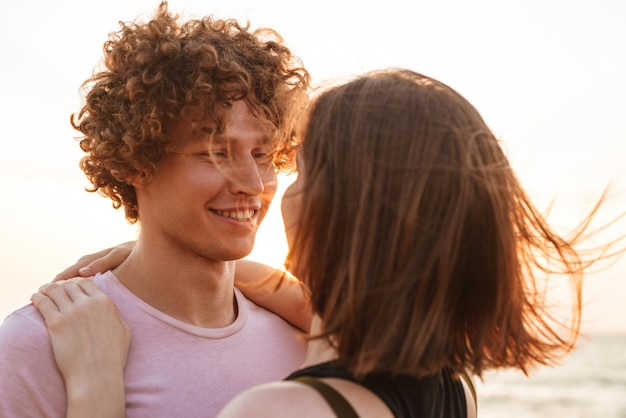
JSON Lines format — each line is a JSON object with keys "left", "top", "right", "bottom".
{"left": 0, "top": 271, "right": 307, "bottom": 417}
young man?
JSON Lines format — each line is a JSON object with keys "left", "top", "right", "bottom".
{"left": 0, "top": 3, "right": 310, "bottom": 417}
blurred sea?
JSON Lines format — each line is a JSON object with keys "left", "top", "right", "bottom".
{"left": 475, "top": 334, "right": 626, "bottom": 418}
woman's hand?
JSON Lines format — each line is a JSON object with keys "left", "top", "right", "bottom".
{"left": 54, "top": 241, "right": 136, "bottom": 282}
{"left": 31, "top": 278, "right": 129, "bottom": 418}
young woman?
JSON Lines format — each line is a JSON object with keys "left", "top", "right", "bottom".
{"left": 34, "top": 68, "right": 618, "bottom": 417}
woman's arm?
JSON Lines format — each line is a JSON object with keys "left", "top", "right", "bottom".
{"left": 235, "top": 260, "right": 313, "bottom": 333}
{"left": 31, "top": 278, "right": 130, "bottom": 418}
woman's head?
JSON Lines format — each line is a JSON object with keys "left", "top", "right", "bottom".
{"left": 286, "top": 69, "right": 584, "bottom": 378}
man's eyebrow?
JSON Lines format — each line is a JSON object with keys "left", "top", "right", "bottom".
{"left": 210, "top": 134, "right": 271, "bottom": 145}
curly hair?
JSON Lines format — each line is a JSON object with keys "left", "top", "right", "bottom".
{"left": 72, "top": 1, "right": 310, "bottom": 222}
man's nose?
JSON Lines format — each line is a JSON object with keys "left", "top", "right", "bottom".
{"left": 228, "top": 157, "right": 265, "bottom": 196}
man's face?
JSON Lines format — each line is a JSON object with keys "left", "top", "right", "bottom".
{"left": 137, "top": 100, "right": 278, "bottom": 261}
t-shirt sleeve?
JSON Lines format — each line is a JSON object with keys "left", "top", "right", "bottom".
{"left": 0, "top": 306, "right": 67, "bottom": 418}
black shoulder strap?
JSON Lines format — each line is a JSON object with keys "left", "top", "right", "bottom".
{"left": 292, "top": 376, "right": 360, "bottom": 418}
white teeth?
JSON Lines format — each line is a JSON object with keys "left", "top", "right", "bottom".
{"left": 214, "top": 209, "right": 255, "bottom": 220}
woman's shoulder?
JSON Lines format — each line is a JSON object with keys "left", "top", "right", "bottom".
{"left": 217, "top": 380, "right": 336, "bottom": 418}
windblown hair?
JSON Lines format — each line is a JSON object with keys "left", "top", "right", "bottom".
{"left": 72, "top": 1, "right": 309, "bottom": 222}
{"left": 287, "top": 68, "right": 612, "bottom": 379}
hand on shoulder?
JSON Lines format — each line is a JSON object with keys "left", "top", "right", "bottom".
{"left": 53, "top": 241, "right": 136, "bottom": 282}
{"left": 31, "top": 278, "right": 130, "bottom": 389}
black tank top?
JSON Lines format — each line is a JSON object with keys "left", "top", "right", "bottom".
{"left": 285, "top": 361, "right": 467, "bottom": 418}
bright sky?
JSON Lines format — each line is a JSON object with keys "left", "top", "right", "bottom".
{"left": 1, "top": 0, "right": 625, "bottom": 335}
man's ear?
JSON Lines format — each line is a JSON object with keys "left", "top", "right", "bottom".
{"left": 127, "top": 169, "right": 151, "bottom": 187}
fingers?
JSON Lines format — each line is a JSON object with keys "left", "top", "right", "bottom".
{"left": 37, "top": 278, "right": 99, "bottom": 311}
{"left": 37, "top": 282, "right": 75, "bottom": 311}
{"left": 31, "top": 284, "right": 75, "bottom": 330}
{"left": 33, "top": 279, "right": 120, "bottom": 339}
{"left": 31, "top": 292, "right": 62, "bottom": 319}
{"left": 76, "top": 250, "right": 122, "bottom": 278}
{"left": 73, "top": 277, "right": 105, "bottom": 297}
{"left": 52, "top": 241, "right": 137, "bottom": 282}
{"left": 53, "top": 253, "right": 102, "bottom": 282}
{"left": 96, "top": 241, "right": 136, "bottom": 272}
{"left": 31, "top": 279, "right": 131, "bottom": 399}
{"left": 53, "top": 262, "right": 85, "bottom": 282}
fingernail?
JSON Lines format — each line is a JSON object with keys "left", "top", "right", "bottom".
{"left": 79, "top": 267, "right": 95, "bottom": 277}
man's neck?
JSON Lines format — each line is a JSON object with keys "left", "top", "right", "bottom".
{"left": 112, "top": 238, "right": 237, "bottom": 328}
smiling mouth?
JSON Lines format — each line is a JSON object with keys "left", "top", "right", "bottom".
{"left": 211, "top": 209, "right": 257, "bottom": 221}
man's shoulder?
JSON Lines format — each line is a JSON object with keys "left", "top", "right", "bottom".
{"left": 236, "top": 289, "right": 293, "bottom": 327}
{"left": 235, "top": 289, "right": 307, "bottom": 359}
{"left": 0, "top": 272, "right": 117, "bottom": 339}
{"left": 0, "top": 303, "right": 46, "bottom": 337}
{"left": 0, "top": 304, "right": 65, "bottom": 415}
{"left": 89, "top": 271, "right": 127, "bottom": 303}
{"left": 89, "top": 270, "right": 118, "bottom": 290}
{"left": 0, "top": 303, "right": 51, "bottom": 372}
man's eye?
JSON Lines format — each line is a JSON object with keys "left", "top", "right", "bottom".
{"left": 254, "top": 152, "right": 273, "bottom": 164}
{"left": 198, "top": 151, "right": 228, "bottom": 161}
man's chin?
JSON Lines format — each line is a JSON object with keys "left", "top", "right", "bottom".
{"left": 223, "top": 245, "right": 255, "bottom": 261}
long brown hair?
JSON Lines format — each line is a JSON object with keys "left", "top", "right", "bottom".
{"left": 287, "top": 68, "right": 616, "bottom": 378}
